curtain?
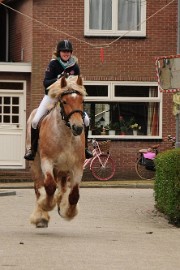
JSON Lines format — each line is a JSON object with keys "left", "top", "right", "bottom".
{"left": 89, "top": 0, "right": 112, "bottom": 30}
{"left": 147, "top": 88, "right": 159, "bottom": 136}
{"left": 89, "top": 0, "right": 141, "bottom": 31}
{"left": 118, "top": 0, "right": 141, "bottom": 31}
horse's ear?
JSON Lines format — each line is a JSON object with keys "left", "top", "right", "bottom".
{"left": 61, "top": 76, "right": 67, "bottom": 88}
{"left": 76, "top": 76, "right": 83, "bottom": 86}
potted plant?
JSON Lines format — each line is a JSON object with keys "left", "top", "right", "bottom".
{"left": 130, "top": 123, "right": 141, "bottom": 135}
{"left": 120, "top": 126, "right": 128, "bottom": 135}
{"left": 105, "top": 122, "right": 119, "bottom": 135}
{"left": 119, "top": 116, "right": 129, "bottom": 135}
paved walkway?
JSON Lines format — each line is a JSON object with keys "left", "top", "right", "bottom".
{"left": 0, "top": 188, "right": 179, "bottom": 270}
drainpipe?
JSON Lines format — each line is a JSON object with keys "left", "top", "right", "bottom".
{"left": 175, "top": 0, "right": 180, "bottom": 148}
{"left": 5, "top": 7, "right": 9, "bottom": 62}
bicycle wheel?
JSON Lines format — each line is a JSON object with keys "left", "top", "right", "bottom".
{"left": 90, "top": 154, "right": 115, "bottom": 181}
{"left": 135, "top": 157, "right": 155, "bottom": 180}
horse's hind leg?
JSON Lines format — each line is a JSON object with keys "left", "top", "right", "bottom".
{"left": 66, "top": 183, "right": 80, "bottom": 218}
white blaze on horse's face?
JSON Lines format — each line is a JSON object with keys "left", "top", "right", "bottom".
{"left": 71, "top": 93, "right": 77, "bottom": 98}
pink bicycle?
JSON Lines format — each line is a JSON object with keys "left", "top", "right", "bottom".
{"left": 83, "top": 139, "right": 115, "bottom": 181}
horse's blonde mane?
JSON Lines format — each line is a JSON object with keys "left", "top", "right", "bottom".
{"left": 48, "top": 75, "right": 87, "bottom": 99}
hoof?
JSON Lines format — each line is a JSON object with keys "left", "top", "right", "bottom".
{"left": 36, "top": 219, "right": 48, "bottom": 228}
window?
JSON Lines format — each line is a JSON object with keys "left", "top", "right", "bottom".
{"left": 0, "top": 81, "right": 24, "bottom": 125}
{"left": 84, "top": 0, "right": 146, "bottom": 37}
{"left": 0, "top": 96, "right": 20, "bottom": 124}
{"left": 84, "top": 81, "right": 162, "bottom": 139}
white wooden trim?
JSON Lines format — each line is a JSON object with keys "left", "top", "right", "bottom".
{"left": 84, "top": 0, "right": 146, "bottom": 37}
{"left": 0, "top": 62, "right": 31, "bottom": 72}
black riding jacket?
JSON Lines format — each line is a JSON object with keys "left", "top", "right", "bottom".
{"left": 43, "top": 56, "right": 80, "bottom": 94}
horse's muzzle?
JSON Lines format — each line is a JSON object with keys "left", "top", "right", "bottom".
{"left": 72, "top": 125, "right": 83, "bottom": 136}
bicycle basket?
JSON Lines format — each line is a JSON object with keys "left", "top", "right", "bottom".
{"left": 98, "top": 140, "right": 111, "bottom": 153}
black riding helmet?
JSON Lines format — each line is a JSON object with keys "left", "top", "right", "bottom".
{"left": 57, "top": 40, "right": 73, "bottom": 53}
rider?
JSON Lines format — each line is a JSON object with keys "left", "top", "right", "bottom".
{"left": 24, "top": 39, "right": 93, "bottom": 161}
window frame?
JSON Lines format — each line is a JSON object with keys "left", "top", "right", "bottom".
{"left": 84, "top": 0, "right": 146, "bottom": 37}
{"left": 84, "top": 81, "right": 162, "bottom": 139}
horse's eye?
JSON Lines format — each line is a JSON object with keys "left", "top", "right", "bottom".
{"left": 62, "top": 100, "right": 67, "bottom": 104}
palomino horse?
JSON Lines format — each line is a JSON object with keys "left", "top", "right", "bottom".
{"left": 27, "top": 76, "right": 86, "bottom": 228}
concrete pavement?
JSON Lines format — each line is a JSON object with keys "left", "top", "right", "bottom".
{"left": 0, "top": 188, "right": 179, "bottom": 270}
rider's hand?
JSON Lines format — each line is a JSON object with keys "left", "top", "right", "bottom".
{"left": 57, "top": 74, "right": 62, "bottom": 79}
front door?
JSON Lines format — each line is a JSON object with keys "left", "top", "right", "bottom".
{"left": 0, "top": 81, "right": 26, "bottom": 169}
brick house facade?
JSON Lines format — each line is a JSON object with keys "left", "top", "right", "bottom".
{"left": 0, "top": 0, "right": 178, "bottom": 181}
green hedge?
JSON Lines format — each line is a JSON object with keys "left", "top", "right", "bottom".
{"left": 154, "top": 149, "right": 180, "bottom": 227}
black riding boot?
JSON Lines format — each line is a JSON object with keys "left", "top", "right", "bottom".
{"left": 24, "top": 127, "right": 39, "bottom": 161}
{"left": 85, "top": 126, "right": 93, "bottom": 159}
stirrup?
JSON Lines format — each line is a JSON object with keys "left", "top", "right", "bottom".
{"left": 85, "top": 148, "right": 93, "bottom": 159}
{"left": 24, "top": 148, "right": 35, "bottom": 161}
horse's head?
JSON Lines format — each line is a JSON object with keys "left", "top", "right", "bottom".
{"left": 48, "top": 76, "right": 86, "bottom": 136}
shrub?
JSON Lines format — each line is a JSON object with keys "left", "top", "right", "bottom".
{"left": 154, "top": 149, "right": 180, "bottom": 227}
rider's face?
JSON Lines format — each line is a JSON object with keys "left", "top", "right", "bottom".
{"left": 60, "top": 51, "right": 72, "bottom": 62}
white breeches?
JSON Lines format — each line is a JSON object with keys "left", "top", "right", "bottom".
{"left": 31, "top": 95, "right": 90, "bottom": 129}
{"left": 84, "top": 112, "right": 90, "bottom": 127}
{"left": 32, "top": 95, "right": 56, "bottom": 129}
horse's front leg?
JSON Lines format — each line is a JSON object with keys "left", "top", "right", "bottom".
{"left": 38, "top": 159, "right": 57, "bottom": 211}
{"left": 35, "top": 172, "right": 56, "bottom": 212}
{"left": 30, "top": 157, "right": 56, "bottom": 228}
{"left": 57, "top": 168, "right": 83, "bottom": 220}
{"left": 30, "top": 202, "right": 50, "bottom": 228}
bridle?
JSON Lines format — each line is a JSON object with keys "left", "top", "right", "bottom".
{"left": 59, "top": 89, "right": 84, "bottom": 127}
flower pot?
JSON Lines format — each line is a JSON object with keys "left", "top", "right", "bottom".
{"left": 109, "top": 130, "right": 115, "bottom": 135}
{"left": 133, "top": 130, "right": 138, "bottom": 136}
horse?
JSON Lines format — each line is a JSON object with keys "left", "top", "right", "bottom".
{"left": 26, "top": 75, "right": 86, "bottom": 228}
